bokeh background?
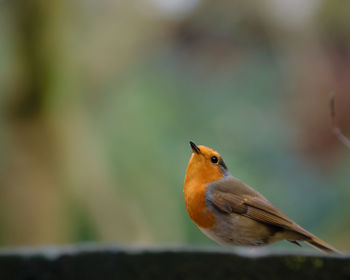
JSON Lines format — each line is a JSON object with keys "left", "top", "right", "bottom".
{"left": 0, "top": 0, "right": 350, "bottom": 251}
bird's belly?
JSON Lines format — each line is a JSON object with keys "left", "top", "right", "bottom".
{"left": 199, "top": 213, "right": 275, "bottom": 246}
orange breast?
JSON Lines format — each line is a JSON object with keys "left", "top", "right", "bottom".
{"left": 184, "top": 151, "right": 224, "bottom": 229}
{"left": 184, "top": 181, "right": 215, "bottom": 228}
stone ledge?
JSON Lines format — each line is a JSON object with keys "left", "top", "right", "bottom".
{"left": 0, "top": 244, "right": 349, "bottom": 280}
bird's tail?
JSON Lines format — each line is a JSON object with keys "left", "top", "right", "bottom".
{"left": 306, "top": 235, "right": 341, "bottom": 255}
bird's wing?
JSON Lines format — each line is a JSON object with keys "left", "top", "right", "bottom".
{"left": 207, "top": 176, "right": 309, "bottom": 237}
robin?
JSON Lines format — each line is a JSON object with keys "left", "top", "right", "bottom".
{"left": 184, "top": 141, "right": 339, "bottom": 254}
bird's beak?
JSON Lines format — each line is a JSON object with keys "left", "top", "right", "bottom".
{"left": 190, "top": 141, "right": 200, "bottom": 154}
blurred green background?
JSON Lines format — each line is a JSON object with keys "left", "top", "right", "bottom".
{"left": 0, "top": 0, "right": 350, "bottom": 251}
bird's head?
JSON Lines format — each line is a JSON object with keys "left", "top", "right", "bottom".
{"left": 185, "top": 141, "right": 228, "bottom": 184}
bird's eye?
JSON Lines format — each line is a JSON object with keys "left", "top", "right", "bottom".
{"left": 211, "top": 156, "right": 218, "bottom": 163}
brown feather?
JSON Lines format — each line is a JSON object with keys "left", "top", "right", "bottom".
{"left": 208, "top": 176, "right": 340, "bottom": 254}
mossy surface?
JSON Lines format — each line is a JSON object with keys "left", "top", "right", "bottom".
{"left": 0, "top": 245, "right": 348, "bottom": 280}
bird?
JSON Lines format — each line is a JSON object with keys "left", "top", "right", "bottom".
{"left": 184, "top": 141, "right": 339, "bottom": 254}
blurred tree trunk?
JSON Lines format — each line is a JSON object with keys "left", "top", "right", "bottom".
{"left": 0, "top": 0, "right": 68, "bottom": 245}
{"left": 0, "top": 0, "right": 158, "bottom": 245}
